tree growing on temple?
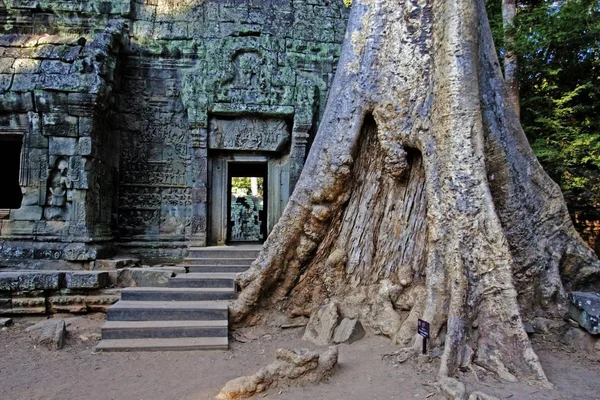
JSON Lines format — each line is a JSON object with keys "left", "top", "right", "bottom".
{"left": 230, "top": 0, "right": 600, "bottom": 395}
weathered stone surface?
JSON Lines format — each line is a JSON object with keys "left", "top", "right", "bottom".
{"left": 208, "top": 117, "right": 290, "bottom": 152}
{"left": 332, "top": 318, "right": 365, "bottom": 344}
{"left": 38, "top": 319, "right": 67, "bottom": 350}
{"left": 10, "top": 295, "right": 46, "bottom": 314}
{"left": 0, "top": 0, "right": 348, "bottom": 267}
{"left": 65, "top": 271, "right": 109, "bottom": 289}
{"left": 95, "top": 257, "right": 140, "bottom": 270}
{"left": 130, "top": 268, "right": 176, "bottom": 288}
{"left": 530, "top": 317, "right": 565, "bottom": 334}
{"left": 303, "top": 301, "right": 340, "bottom": 346}
{"left": 0, "top": 273, "right": 20, "bottom": 291}
{"left": 563, "top": 327, "right": 599, "bottom": 352}
{"left": 47, "top": 290, "right": 119, "bottom": 313}
{"left": 216, "top": 347, "right": 338, "bottom": 400}
{"left": 17, "top": 271, "right": 65, "bottom": 290}
{"left": 568, "top": 292, "right": 600, "bottom": 335}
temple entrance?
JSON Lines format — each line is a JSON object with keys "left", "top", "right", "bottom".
{"left": 0, "top": 135, "right": 23, "bottom": 218}
{"left": 227, "top": 162, "right": 268, "bottom": 243}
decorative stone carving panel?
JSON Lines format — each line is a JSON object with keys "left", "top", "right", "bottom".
{"left": 208, "top": 117, "right": 290, "bottom": 152}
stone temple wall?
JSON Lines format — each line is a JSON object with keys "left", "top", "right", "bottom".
{"left": 0, "top": 0, "right": 349, "bottom": 268}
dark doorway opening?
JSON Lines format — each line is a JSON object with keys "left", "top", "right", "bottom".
{"left": 227, "top": 162, "right": 268, "bottom": 243}
{"left": 0, "top": 135, "right": 23, "bottom": 211}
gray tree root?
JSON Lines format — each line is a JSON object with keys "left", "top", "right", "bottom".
{"left": 230, "top": 0, "right": 600, "bottom": 393}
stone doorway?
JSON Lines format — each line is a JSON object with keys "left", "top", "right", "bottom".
{"left": 227, "top": 162, "right": 268, "bottom": 243}
{"left": 0, "top": 135, "right": 23, "bottom": 219}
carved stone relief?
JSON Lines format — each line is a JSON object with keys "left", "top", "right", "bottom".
{"left": 43, "top": 157, "right": 72, "bottom": 221}
{"left": 208, "top": 117, "right": 290, "bottom": 152}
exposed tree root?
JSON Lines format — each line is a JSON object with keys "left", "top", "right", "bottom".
{"left": 215, "top": 347, "right": 338, "bottom": 400}
{"left": 230, "top": 0, "right": 600, "bottom": 396}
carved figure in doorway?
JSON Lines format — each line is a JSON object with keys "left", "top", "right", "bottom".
{"left": 44, "top": 158, "right": 72, "bottom": 221}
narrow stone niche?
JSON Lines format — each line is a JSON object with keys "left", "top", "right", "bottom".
{"left": 0, "top": 135, "right": 23, "bottom": 217}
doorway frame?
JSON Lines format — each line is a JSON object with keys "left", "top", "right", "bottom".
{"left": 226, "top": 161, "right": 268, "bottom": 243}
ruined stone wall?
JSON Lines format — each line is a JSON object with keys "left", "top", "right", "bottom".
{"left": 116, "top": 0, "right": 348, "bottom": 258}
{"left": 0, "top": 0, "right": 125, "bottom": 268}
{"left": 0, "top": 0, "right": 349, "bottom": 267}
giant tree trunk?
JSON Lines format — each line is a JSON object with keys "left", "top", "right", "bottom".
{"left": 231, "top": 0, "right": 600, "bottom": 392}
{"left": 502, "top": 0, "right": 520, "bottom": 117}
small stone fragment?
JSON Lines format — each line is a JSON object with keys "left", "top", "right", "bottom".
{"left": 332, "top": 318, "right": 365, "bottom": 344}
{"left": 38, "top": 319, "right": 67, "bottom": 350}
{"left": 0, "top": 317, "right": 12, "bottom": 327}
{"left": 303, "top": 301, "right": 340, "bottom": 346}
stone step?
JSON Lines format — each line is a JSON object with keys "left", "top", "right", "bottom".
{"left": 121, "top": 287, "right": 236, "bottom": 301}
{"left": 106, "top": 300, "right": 228, "bottom": 321}
{"left": 95, "top": 337, "right": 228, "bottom": 352}
{"left": 101, "top": 320, "right": 228, "bottom": 340}
{"left": 168, "top": 273, "right": 237, "bottom": 289}
{"left": 182, "top": 258, "right": 255, "bottom": 266}
{"left": 187, "top": 248, "right": 260, "bottom": 259}
{"left": 186, "top": 265, "right": 249, "bottom": 273}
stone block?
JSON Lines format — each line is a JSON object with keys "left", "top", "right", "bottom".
{"left": 13, "top": 58, "right": 40, "bottom": 74}
{"left": 65, "top": 271, "right": 109, "bottom": 289}
{"left": 49, "top": 137, "right": 77, "bottom": 156}
{"left": 78, "top": 137, "right": 92, "bottom": 155}
{"left": 130, "top": 268, "right": 176, "bottom": 287}
{"left": 9, "top": 206, "right": 43, "bottom": 221}
{"left": 568, "top": 292, "right": 600, "bottom": 335}
{"left": 34, "top": 91, "right": 69, "bottom": 112}
{"left": 10, "top": 73, "right": 40, "bottom": 92}
{"left": 48, "top": 295, "right": 87, "bottom": 313}
{"left": 38, "top": 319, "right": 67, "bottom": 349}
{"left": 18, "top": 271, "right": 65, "bottom": 290}
{"left": 84, "top": 291, "right": 121, "bottom": 312}
{"left": 0, "top": 58, "right": 14, "bottom": 74}
{"left": 0, "top": 295, "right": 11, "bottom": 311}
{"left": 332, "top": 318, "right": 365, "bottom": 344}
{"left": 10, "top": 296, "right": 46, "bottom": 314}
{"left": 0, "top": 74, "right": 12, "bottom": 92}
{"left": 95, "top": 257, "right": 140, "bottom": 270}
{"left": 0, "top": 92, "right": 34, "bottom": 111}
{"left": 0, "top": 273, "right": 20, "bottom": 291}
{"left": 40, "top": 60, "right": 71, "bottom": 75}
{"left": 0, "top": 317, "right": 12, "bottom": 326}
{"left": 1, "top": 220, "right": 35, "bottom": 236}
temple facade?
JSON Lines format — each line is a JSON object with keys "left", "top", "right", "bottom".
{"left": 0, "top": 0, "right": 349, "bottom": 269}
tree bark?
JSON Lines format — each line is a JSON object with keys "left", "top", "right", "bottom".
{"left": 231, "top": 0, "right": 600, "bottom": 392}
{"left": 502, "top": 0, "right": 520, "bottom": 117}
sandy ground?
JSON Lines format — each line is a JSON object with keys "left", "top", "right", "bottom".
{"left": 1, "top": 314, "right": 599, "bottom": 400}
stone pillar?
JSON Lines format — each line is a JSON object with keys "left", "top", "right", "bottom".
{"left": 289, "top": 124, "right": 310, "bottom": 192}
{"left": 189, "top": 125, "right": 208, "bottom": 247}
{"left": 290, "top": 84, "right": 317, "bottom": 193}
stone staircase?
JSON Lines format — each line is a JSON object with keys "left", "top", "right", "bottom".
{"left": 96, "top": 246, "right": 260, "bottom": 351}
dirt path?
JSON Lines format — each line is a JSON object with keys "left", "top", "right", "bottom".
{"left": 0, "top": 314, "right": 598, "bottom": 400}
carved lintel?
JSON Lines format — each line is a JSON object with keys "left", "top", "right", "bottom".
{"left": 208, "top": 117, "right": 290, "bottom": 152}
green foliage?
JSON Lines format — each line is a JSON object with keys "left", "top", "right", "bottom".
{"left": 488, "top": 0, "right": 600, "bottom": 220}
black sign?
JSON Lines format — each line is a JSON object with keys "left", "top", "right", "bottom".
{"left": 418, "top": 319, "right": 430, "bottom": 338}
